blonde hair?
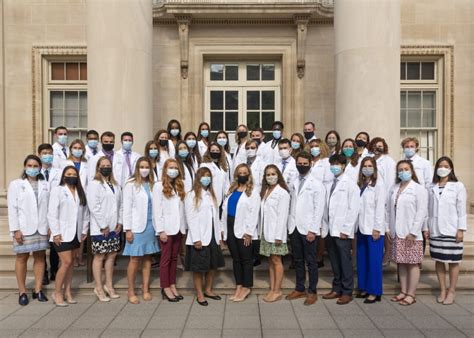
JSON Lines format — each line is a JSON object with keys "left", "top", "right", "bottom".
{"left": 93, "top": 156, "right": 118, "bottom": 186}
{"left": 68, "top": 139, "right": 87, "bottom": 162}
{"left": 309, "top": 138, "right": 330, "bottom": 159}
{"left": 401, "top": 137, "right": 419, "bottom": 149}
{"left": 130, "top": 157, "right": 155, "bottom": 190}
{"left": 227, "top": 163, "right": 253, "bottom": 197}
{"left": 161, "top": 158, "right": 186, "bottom": 201}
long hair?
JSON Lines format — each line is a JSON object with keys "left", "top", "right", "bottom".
{"left": 184, "top": 131, "right": 202, "bottom": 166}
{"left": 153, "top": 129, "right": 170, "bottom": 153}
{"left": 93, "top": 156, "right": 118, "bottom": 186}
{"left": 192, "top": 167, "right": 217, "bottom": 208}
{"left": 174, "top": 140, "right": 194, "bottom": 181}
{"left": 368, "top": 137, "right": 389, "bottom": 155}
{"left": 227, "top": 163, "right": 254, "bottom": 197}
{"left": 59, "top": 165, "right": 87, "bottom": 206}
{"left": 432, "top": 156, "right": 458, "bottom": 183}
{"left": 309, "top": 138, "right": 330, "bottom": 159}
{"left": 290, "top": 132, "right": 305, "bottom": 159}
{"left": 202, "top": 142, "right": 229, "bottom": 172}
{"left": 21, "top": 154, "right": 44, "bottom": 180}
{"left": 197, "top": 122, "right": 210, "bottom": 141}
{"left": 68, "top": 139, "right": 87, "bottom": 162}
{"left": 144, "top": 140, "right": 159, "bottom": 164}
{"left": 260, "top": 164, "right": 289, "bottom": 199}
{"left": 357, "top": 156, "right": 378, "bottom": 188}
{"left": 235, "top": 124, "right": 249, "bottom": 145}
{"left": 395, "top": 160, "right": 420, "bottom": 184}
{"left": 167, "top": 119, "right": 182, "bottom": 141}
{"left": 341, "top": 138, "right": 360, "bottom": 167}
{"left": 215, "top": 130, "right": 231, "bottom": 153}
{"left": 162, "top": 158, "right": 186, "bottom": 200}
{"left": 130, "top": 157, "right": 155, "bottom": 190}
{"left": 325, "top": 130, "right": 341, "bottom": 154}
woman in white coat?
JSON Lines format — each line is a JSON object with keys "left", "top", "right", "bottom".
{"left": 8, "top": 155, "right": 50, "bottom": 305}
{"left": 154, "top": 130, "right": 175, "bottom": 173}
{"left": 184, "top": 167, "right": 225, "bottom": 306}
{"left": 153, "top": 158, "right": 187, "bottom": 302}
{"left": 341, "top": 138, "right": 361, "bottom": 183}
{"left": 87, "top": 156, "right": 123, "bottom": 302}
{"left": 259, "top": 164, "right": 290, "bottom": 303}
{"left": 232, "top": 124, "right": 250, "bottom": 169}
{"left": 216, "top": 130, "right": 233, "bottom": 180}
{"left": 122, "top": 157, "right": 160, "bottom": 304}
{"left": 355, "top": 157, "right": 386, "bottom": 304}
{"left": 48, "top": 166, "right": 89, "bottom": 306}
{"left": 427, "top": 156, "right": 467, "bottom": 305}
{"left": 197, "top": 122, "right": 211, "bottom": 157}
{"left": 175, "top": 141, "right": 195, "bottom": 193}
{"left": 221, "top": 163, "right": 260, "bottom": 302}
{"left": 184, "top": 132, "right": 202, "bottom": 171}
{"left": 386, "top": 160, "right": 428, "bottom": 306}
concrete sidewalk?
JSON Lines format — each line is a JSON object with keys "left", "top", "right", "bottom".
{"left": 0, "top": 291, "right": 472, "bottom": 338}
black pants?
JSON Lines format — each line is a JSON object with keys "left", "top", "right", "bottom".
{"left": 44, "top": 242, "right": 59, "bottom": 276}
{"left": 325, "top": 236, "right": 353, "bottom": 296}
{"left": 227, "top": 216, "right": 253, "bottom": 288}
{"left": 291, "top": 232, "right": 318, "bottom": 294}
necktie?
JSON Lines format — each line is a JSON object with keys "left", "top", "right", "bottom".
{"left": 281, "top": 160, "right": 287, "bottom": 173}
{"left": 298, "top": 176, "right": 305, "bottom": 193}
{"left": 44, "top": 169, "right": 49, "bottom": 181}
{"left": 93, "top": 148, "right": 97, "bottom": 156}
{"left": 330, "top": 178, "right": 338, "bottom": 197}
{"left": 125, "top": 151, "right": 132, "bottom": 176}
{"left": 62, "top": 147, "right": 67, "bottom": 157}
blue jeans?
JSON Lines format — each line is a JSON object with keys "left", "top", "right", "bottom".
{"left": 291, "top": 232, "right": 318, "bottom": 294}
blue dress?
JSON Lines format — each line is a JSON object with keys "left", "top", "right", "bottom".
{"left": 123, "top": 183, "right": 160, "bottom": 256}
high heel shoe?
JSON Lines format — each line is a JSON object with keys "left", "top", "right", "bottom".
{"left": 94, "top": 288, "right": 110, "bottom": 302}
{"left": 52, "top": 293, "right": 68, "bottom": 307}
{"left": 103, "top": 285, "right": 120, "bottom": 299}
{"left": 161, "top": 289, "right": 179, "bottom": 302}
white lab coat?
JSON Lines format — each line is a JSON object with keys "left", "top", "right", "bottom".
{"left": 427, "top": 182, "right": 467, "bottom": 237}
{"left": 41, "top": 166, "right": 62, "bottom": 191}
{"left": 122, "top": 180, "right": 155, "bottom": 234}
{"left": 87, "top": 180, "right": 123, "bottom": 236}
{"left": 249, "top": 157, "right": 267, "bottom": 191}
{"left": 224, "top": 152, "right": 233, "bottom": 182}
{"left": 47, "top": 185, "right": 89, "bottom": 242}
{"left": 8, "top": 178, "right": 50, "bottom": 237}
{"left": 198, "top": 140, "right": 208, "bottom": 157}
{"left": 344, "top": 161, "right": 360, "bottom": 183}
{"left": 277, "top": 156, "right": 298, "bottom": 187}
{"left": 85, "top": 144, "right": 100, "bottom": 161}
{"left": 310, "top": 157, "right": 333, "bottom": 188}
{"left": 288, "top": 175, "right": 326, "bottom": 236}
{"left": 404, "top": 154, "right": 433, "bottom": 188}
{"left": 185, "top": 190, "right": 221, "bottom": 246}
{"left": 181, "top": 164, "right": 194, "bottom": 193}
{"left": 61, "top": 159, "right": 88, "bottom": 189}
{"left": 357, "top": 181, "right": 386, "bottom": 235}
{"left": 221, "top": 188, "right": 260, "bottom": 240}
{"left": 199, "top": 161, "right": 230, "bottom": 207}
{"left": 259, "top": 185, "right": 290, "bottom": 243}
{"left": 52, "top": 142, "right": 69, "bottom": 169}
{"left": 152, "top": 182, "right": 186, "bottom": 236}
{"left": 117, "top": 148, "right": 141, "bottom": 185}
{"left": 322, "top": 174, "right": 360, "bottom": 239}
{"left": 260, "top": 139, "right": 281, "bottom": 165}
{"left": 386, "top": 180, "right": 428, "bottom": 241}
{"left": 376, "top": 154, "right": 396, "bottom": 193}
{"left": 88, "top": 151, "right": 125, "bottom": 187}
{"left": 232, "top": 142, "right": 247, "bottom": 170}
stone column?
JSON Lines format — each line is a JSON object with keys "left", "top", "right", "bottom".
{"left": 334, "top": 0, "right": 400, "bottom": 155}
{"left": 87, "top": 0, "right": 153, "bottom": 152}
{"left": 0, "top": 0, "right": 6, "bottom": 207}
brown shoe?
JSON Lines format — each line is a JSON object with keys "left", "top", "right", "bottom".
{"left": 285, "top": 290, "right": 307, "bottom": 300}
{"left": 336, "top": 295, "right": 353, "bottom": 305}
{"left": 322, "top": 291, "right": 341, "bottom": 300}
{"left": 304, "top": 293, "right": 318, "bottom": 305}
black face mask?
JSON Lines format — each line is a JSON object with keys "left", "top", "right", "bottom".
{"left": 376, "top": 147, "right": 384, "bottom": 154}
{"left": 296, "top": 165, "right": 311, "bottom": 175}
{"left": 238, "top": 131, "right": 248, "bottom": 139}
{"left": 237, "top": 175, "right": 249, "bottom": 184}
{"left": 64, "top": 176, "right": 78, "bottom": 186}
{"left": 102, "top": 143, "right": 114, "bottom": 152}
{"left": 252, "top": 138, "right": 261, "bottom": 145}
{"left": 355, "top": 139, "right": 367, "bottom": 148}
{"left": 100, "top": 167, "right": 112, "bottom": 177}
{"left": 159, "top": 139, "right": 168, "bottom": 147}
{"left": 210, "top": 152, "right": 221, "bottom": 160}
{"left": 304, "top": 131, "right": 314, "bottom": 140}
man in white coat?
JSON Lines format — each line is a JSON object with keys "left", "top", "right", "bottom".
{"left": 85, "top": 129, "right": 101, "bottom": 161}
{"left": 401, "top": 137, "right": 433, "bottom": 188}
{"left": 116, "top": 132, "right": 141, "bottom": 186}
{"left": 303, "top": 121, "right": 317, "bottom": 144}
{"left": 51, "top": 126, "right": 69, "bottom": 169}
{"left": 276, "top": 139, "right": 298, "bottom": 187}
{"left": 260, "top": 121, "right": 284, "bottom": 165}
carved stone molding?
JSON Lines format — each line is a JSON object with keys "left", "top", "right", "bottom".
{"left": 175, "top": 15, "right": 192, "bottom": 79}
{"left": 154, "top": 17, "right": 333, "bottom": 25}
{"left": 294, "top": 14, "right": 310, "bottom": 79}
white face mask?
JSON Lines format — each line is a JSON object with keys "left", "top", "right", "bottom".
{"left": 279, "top": 149, "right": 290, "bottom": 159}
{"left": 139, "top": 168, "right": 150, "bottom": 178}
{"left": 437, "top": 167, "right": 451, "bottom": 178}
{"left": 247, "top": 149, "right": 257, "bottom": 158}
{"left": 266, "top": 175, "right": 278, "bottom": 186}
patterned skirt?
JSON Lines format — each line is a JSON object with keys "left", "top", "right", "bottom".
{"left": 259, "top": 232, "right": 288, "bottom": 257}
{"left": 91, "top": 231, "right": 121, "bottom": 255}
{"left": 13, "top": 231, "right": 49, "bottom": 254}
{"left": 430, "top": 236, "right": 463, "bottom": 263}
{"left": 391, "top": 237, "right": 423, "bottom": 264}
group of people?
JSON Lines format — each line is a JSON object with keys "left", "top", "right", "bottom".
{"left": 8, "top": 120, "right": 467, "bottom": 307}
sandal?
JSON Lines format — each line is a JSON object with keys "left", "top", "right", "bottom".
{"left": 399, "top": 294, "right": 416, "bottom": 306}
{"left": 128, "top": 295, "right": 140, "bottom": 304}
{"left": 390, "top": 292, "right": 406, "bottom": 302}
{"left": 437, "top": 289, "right": 447, "bottom": 303}
{"left": 143, "top": 291, "right": 152, "bottom": 301}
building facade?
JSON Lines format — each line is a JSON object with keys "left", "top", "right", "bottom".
{"left": 0, "top": 0, "right": 473, "bottom": 208}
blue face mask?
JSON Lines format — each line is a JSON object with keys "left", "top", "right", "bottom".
{"left": 272, "top": 130, "right": 282, "bottom": 140}
{"left": 25, "top": 167, "right": 40, "bottom": 178}
{"left": 200, "top": 176, "right": 211, "bottom": 187}
{"left": 217, "top": 138, "right": 227, "bottom": 147}
{"left": 200, "top": 130, "right": 209, "bottom": 138}
{"left": 57, "top": 134, "right": 68, "bottom": 145}
{"left": 310, "top": 147, "right": 321, "bottom": 157}
{"left": 404, "top": 148, "right": 416, "bottom": 158}
{"left": 291, "top": 142, "right": 300, "bottom": 150}
{"left": 398, "top": 170, "right": 412, "bottom": 182}
{"left": 186, "top": 139, "right": 196, "bottom": 149}
{"left": 149, "top": 149, "right": 159, "bottom": 158}
{"left": 170, "top": 129, "right": 180, "bottom": 137}
{"left": 342, "top": 148, "right": 354, "bottom": 157}
{"left": 41, "top": 154, "right": 53, "bottom": 165}
{"left": 122, "top": 141, "right": 133, "bottom": 151}
{"left": 330, "top": 165, "right": 342, "bottom": 176}
{"left": 87, "top": 140, "right": 99, "bottom": 149}
{"left": 72, "top": 149, "right": 83, "bottom": 158}
{"left": 362, "top": 167, "right": 374, "bottom": 177}
{"left": 178, "top": 149, "right": 189, "bottom": 158}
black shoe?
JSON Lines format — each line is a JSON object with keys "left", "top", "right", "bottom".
{"left": 50, "top": 272, "right": 56, "bottom": 281}
{"left": 32, "top": 290, "right": 48, "bottom": 302}
{"left": 174, "top": 294, "right": 184, "bottom": 300}
{"left": 253, "top": 258, "right": 261, "bottom": 267}
{"left": 197, "top": 299, "right": 208, "bottom": 306}
{"left": 363, "top": 295, "right": 381, "bottom": 304}
{"left": 42, "top": 274, "right": 50, "bottom": 286}
{"left": 355, "top": 293, "right": 369, "bottom": 299}
{"left": 19, "top": 293, "right": 29, "bottom": 306}
{"left": 161, "top": 289, "right": 179, "bottom": 302}
{"left": 203, "top": 293, "right": 221, "bottom": 300}
{"left": 317, "top": 260, "right": 325, "bottom": 268}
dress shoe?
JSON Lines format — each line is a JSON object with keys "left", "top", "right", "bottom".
{"left": 336, "top": 295, "right": 353, "bottom": 305}
{"left": 42, "top": 274, "right": 50, "bottom": 286}
{"left": 317, "top": 260, "right": 325, "bottom": 268}
{"left": 355, "top": 292, "right": 368, "bottom": 299}
{"left": 161, "top": 289, "right": 179, "bottom": 302}
{"left": 322, "top": 291, "right": 341, "bottom": 300}
{"left": 285, "top": 290, "right": 307, "bottom": 300}
{"left": 197, "top": 299, "right": 208, "bottom": 306}
{"left": 363, "top": 295, "right": 381, "bottom": 304}
{"left": 304, "top": 293, "right": 318, "bottom": 305}
{"left": 204, "top": 293, "right": 221, "bottom": 300}
{"left": 32, "top": 290, "right": 48, "bottom": 302}
{"left": 19, "top": 293, "right": 29, "bottom": 306}
{"left": 50, "top": 272, "right": 56, "bottom": 281}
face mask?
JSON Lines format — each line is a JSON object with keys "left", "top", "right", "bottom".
{"left": 375, "top": 147, "right": 384, "bottom": 154}
{"left": 355, "top": 139, "right": 367, "bottom": 148}
{"left": 25, "top": 167, "right": 40, "bottom": 178}
{"left": 246, "top": 149, "right": 257, "bottom": 158}
{"left": 167, "top": 168, "right": 179, "bottom": 179}
{"left": 238, "top": 131, "right": 248, "bottom": 139}
{"left": 200, "top": 176, "right": 211, "bottom": 187}
{"left": 210, "top": 152, "right": 221, "bottom": 160}
{"left": 102, "top": 143, "right": 114, "bottom": 152}
{"left": 64, "top": 176, "right": 78, "bottom": 186}
{"left": 170, "top": 129, "right": 180, "bottom": 137}
{"left": 362, "top": 167, "right": 374, "bottom": 177}
{"left": 178, "top": 149, "right": 189, "bottom": 158}
{"left": 122, "top": 141, "right": 133, "bottom": 151}
{"left": 186, "top": 139, "right": 196, "bottom": 149}
{"left": 327, "top": 139, "right": 337, "bottom": 147}
{"left": 139, "top": 168, "right": 150, "bottom": 178}
{"left": 296, "top": 165, "right": 311, "bottom": 175}
{"left": 149, "top": 149, "right": 159, "bottom": 158}
{"left": 330, "top": 165, "right": 342, "bottom": 176}
{"left": 398, "top": 170, "right": 412, "bottom": 182}
{"left": 272, "top": 130, "right": 282, "bottom": 140}
{"left": 99, "top": 167, "right": 112, "bottom": 177}
{"left": 200, "top": 130, "right": 209, "bottom": 138}
{"left": 304, "top": 131, "right": 314, "bottom": 140}
{"left": 253, "top": 138, "right": 262, "bottom": 146}
{"left": 266, "top": 175, "right": 278, "bottom": 186}
{"left": 57, "top": 135, "right": 68, "bottom": 145}
{"left": 71, "top": 149, "right": 83, "bottom": 158}
{"left": 88, "top": 140, "right": 99, "bottom": 149}
{"left": 404, "top": 148, "right": 416, "bottom": 158}
{"left": 159, "top": 139, "right": 168, "bottom": 147}
{"left": 217, "top": 138, "right": 227, "bottom": 147}
{"left": 291, "top": 142, "right": 300, "bottom": 150}
{"left": 279, "top": 149, "right": 290, "bottom": 159}
{"left": 41, "top": 154, "right": 53, "bottom": 165}
{"left": 310, "top": 147, "right": 321, "bottom": 157}
{"left": 437, "top": 167, "right": 451, "bottom": 178}
{"left": 237, "top": 175, "right": 249, "bottom": 184}
{"left": 342, "top": 148, "right": 354, "bottom": 157}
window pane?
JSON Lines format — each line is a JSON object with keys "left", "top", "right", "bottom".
{"left": 225, "top": 111, "right": 238, "bottom": 131}
{"left": 422, "top": 109, "right": 435, "bottom": 128}
{"left": 65, "top": 92, "right": 78, "bottom": 127}
{"left": 400, "top": 91, "right": 407, "bottom": 109}
{"left": 262, "top": 111, "right": 275, "bottom": 130}
{"left": 210, "top": 91, "right": 223, "bottom": 110}
{"left": 400, "top": 62, "right": 406, "bottom": 80}
{"left": 79, "top": 92, "right": 87, "bottom": 128}
{"left": 406, "top": 62, "right": 420, "bottom": 80}
{"left": 407, "top": 92, "right": 421, "bottom": 109}
{"left": 51, "top": 63, "right": 65, "bottom": 80}
{"left": 262, "top": 64, "right": 275, "bottom": 80}
{"left": 211, "top": 111, "right": 223, "bottom": 131}
{"left": 50, "top": 91, "right": 63, "bottom": 110}
{"left": 247, "top": 111, "right": 260, "bottom": 130}
{"left": 65, "top": 92, "right": 79, "bottom": 111}
{"left": 400, "top": 109, "right": 407, "bottom": 128}
{"left": 262, "top": 91, "right": 275, "bottom": 110}
{"left": 80, "top": 63, "right": 87, "bottom": 81}
{"left": 407, "top": 109, "right": 421, "bottom": 127}
{"left": 421, "top": 62, "right": 435, "bottom": 80}
{"left": 50, "top": 110, "right": 63, "bottom": 127}
{"left": 65, "top": 109, "right": 78, "bottom": 128}
{"left": 247, "top": 64, "right": 260, "bottom": 81}
{"left": 423, "top": 91, "right": 436, "bottom": 109}
{"left": 247, "top": 91, "right": 260, "bottom": 110}
{"left": 225, "top": 91, "right": 238, "bottom": 110}
{"left": 225, "top": 65, "right": 238, "bottom": 81}
{"left": 210, "top": 64, "right": 224, "bottom": 81}
{"left": 66, "top": 63, "right": 79, "bottom": 80}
